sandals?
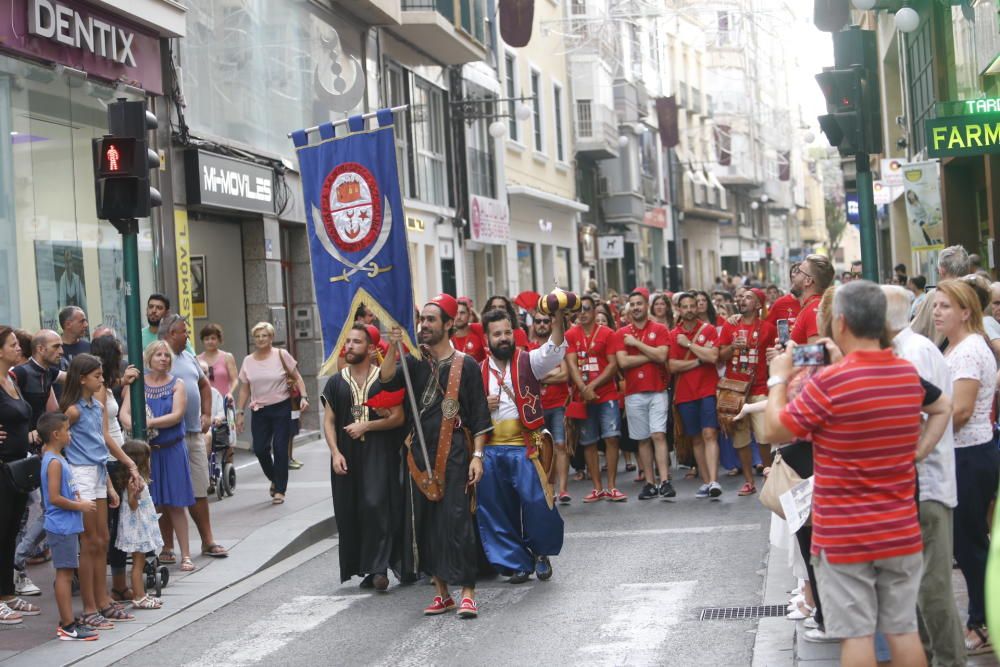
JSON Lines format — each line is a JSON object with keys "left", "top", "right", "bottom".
{"left": 100, "top": 602, "right": 135, "bottom": 622}
{"left": 738, "top": 482, "right": 757, "bottom": 496}
{"left": 684, "top": 468, "right": 698, "bottom": 480}
{"left": 966, "top": 626, "right": 992, "bottom": 654}
{"left": 201, "top": 544, "right": 229, "bottom": 558}
{"left": 159, "top": 550, "right": 177, "bottom": 564}
{"left": 180, "top": 557, "right": 197, "bottom": 572}
{"left": 132, "top": 595, "right": 163, "bottom": 610}
{"left": 80, "top": 612, "right": 114, "bottom": 630}
{"left": 272, "top": 494, "right": 286, "bottom": 505}
{"left": 111, "top": 587, "right": 134, "bottom": 602}
{"left": 624, "top": 463, "right": 637, "bottom": 473}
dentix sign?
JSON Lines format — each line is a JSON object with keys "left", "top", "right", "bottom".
{"left": 28, "top": 0, "right": 137, "bottom": 66}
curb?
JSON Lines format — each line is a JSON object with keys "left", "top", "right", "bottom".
{"left": 1, "top": 498, "right": 337, "bottom": 667}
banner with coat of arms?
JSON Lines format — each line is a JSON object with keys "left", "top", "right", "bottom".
{"left": 291, "top": 109, "right": 417, "bottom": 375}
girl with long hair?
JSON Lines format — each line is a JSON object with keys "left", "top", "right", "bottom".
{"left": 59, "top": 354, "right": 141, "bottom": 628}
{"left": 112, "top": 441, "right": 164, "bottom": 610}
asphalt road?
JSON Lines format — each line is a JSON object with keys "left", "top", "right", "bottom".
{"left": 120, "top": 471, "right": 772, "bottom": 667}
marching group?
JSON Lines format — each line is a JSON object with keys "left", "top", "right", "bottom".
{"left": 0, "top": 294, "right": 310, "bottom": 642}
{"left": 1, "top": 243, "right": 997, "bottom": 663}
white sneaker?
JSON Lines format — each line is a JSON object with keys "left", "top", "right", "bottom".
{"left": 0, "top": 602, "right": 23, "bottom": 625}
{"left": 14, "top": 571, "right": 41, "bottom": 596}
{"left": 804, "top": 617, "right": 819, "bottom": 630}
{"left": 803, "top": 628, "right": 837, "bottom": 643}
{"left": 786, "top": 594, "right": 805, "bottom": 611}
{"left": 786, "top": 603, "right": 814, "bottom": 621}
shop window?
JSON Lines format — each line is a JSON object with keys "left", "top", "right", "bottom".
{"left": 517, "top": 242, "right": 536, "bottom": 291}
{"left": 0, "top": 54, "right": 155, "bottom": 341}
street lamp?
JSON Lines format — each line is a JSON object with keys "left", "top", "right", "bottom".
{"left": 617, "top": 135, "right": 630, "bottom": 148}
{"left": 489, "top": 120, "right": 507, "bottom": 139}
{"left": 895, "top": 6, "right": 919, "bottom": 32}
{"left": 515, "top": 102, "right": 532, "bottom": 121}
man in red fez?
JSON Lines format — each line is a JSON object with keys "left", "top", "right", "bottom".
{"left": 321, "top": 324, "right": 407, "bottom": 591}
{"left": 381, "top": 295, "right": 492, "bottom": 618}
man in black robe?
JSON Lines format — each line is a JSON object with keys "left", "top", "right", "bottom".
{"left": 322, "top": 324, "right": 405, "bottom": 591}
{"left": 380, "top": 294, "right": 492, "bottom": 619}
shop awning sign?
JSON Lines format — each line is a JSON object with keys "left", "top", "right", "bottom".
{"left": 926, "top": 109, "right": 1000, "bottom": 158}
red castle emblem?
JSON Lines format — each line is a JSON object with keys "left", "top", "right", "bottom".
{"left": 320, "top": 162, "right": 382, "bottom": 253}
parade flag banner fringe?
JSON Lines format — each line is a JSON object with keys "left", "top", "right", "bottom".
{"left": 291, "top": 109, "right": 417, "bottom": 375}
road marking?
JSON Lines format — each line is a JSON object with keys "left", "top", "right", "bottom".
{"left": 565, "top": 523, "right": 761, "bottom": 539}
{"left": 185, "top": 595, "right": 360, "bottom": 667}
{"left": 374, "top": 587, "right": 532, "bottom": 666}
{"left": 577, "top": 581, "right": 698, "bottom": 664}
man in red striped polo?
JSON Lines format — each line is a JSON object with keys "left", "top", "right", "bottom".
{"left": 763, "top": 281, "right": 928, "bottom": 666}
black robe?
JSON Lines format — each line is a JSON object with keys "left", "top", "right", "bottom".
{"left": 380, "top": 353, "right": 492, "bottom": 587}
{"left": 322, "top": 372, "right": 405, "bottom": 583}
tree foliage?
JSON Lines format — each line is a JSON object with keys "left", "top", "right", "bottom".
{"left": 824, "top": 197, "right": 847, "bottom": 258}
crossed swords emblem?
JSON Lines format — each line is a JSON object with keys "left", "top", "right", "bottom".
{"left": 312, "top": 200, "right": 393, "bottom": 283}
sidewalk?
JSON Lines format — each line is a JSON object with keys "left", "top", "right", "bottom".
{"left": 753, "top": 515, "right": 1000, "bottom": 666}
{"left": 0, "top": 436, "right": 336, "bottom": 667}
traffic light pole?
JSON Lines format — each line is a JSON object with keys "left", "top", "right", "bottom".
{"left": 856, "top": 153, "right": 878, "bottom": 282}
{"left": 113, "top": 218, "right": 145, "bottom": 440}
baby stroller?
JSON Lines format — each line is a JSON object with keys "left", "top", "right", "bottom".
{"left": 207, "top": 398, "right": 237, "bottom": 500}
{"left": 142, "top": 552, "right": 170, "bottom": 597}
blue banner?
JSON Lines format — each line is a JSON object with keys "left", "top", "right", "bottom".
{"left": 291, "top": 110, "right": 417, "bottom": 374}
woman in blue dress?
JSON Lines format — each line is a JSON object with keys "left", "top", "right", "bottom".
{"left": 121, "top": 341, "right": 196, "bottom": 572}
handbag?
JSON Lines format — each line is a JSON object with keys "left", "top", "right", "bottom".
{"left": 758, "top": 451, "right": 802, "bottom": 519}
{"left": 3, "top": 454, "right": 41, "bottom": 494}
{"left": 716, "top": 322, "right": 761, "bottom": 434}
{"left": 277, "top": 349, "right": 303, "bottom": 411}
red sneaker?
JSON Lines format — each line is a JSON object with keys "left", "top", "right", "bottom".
{"left": 582, "top": 489, "right": 604, "bottom": 503}
{"left": 457, "top": 597, "right": 478, "bottom": 619}
{"left": 423, "top": 596, "right": 456, "bottom": 616}
{"left": 606, "top": 488, "right": 628, "bottom": 502}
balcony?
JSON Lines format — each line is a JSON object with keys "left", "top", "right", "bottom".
{"left": 336, "top": 0, "right": 402, "bottom": 26}
{"left": 574, "top": 99, "right": 619, "bottom": 160}
{"left": 389, "top": 0, "right": 488, "bottom": 65}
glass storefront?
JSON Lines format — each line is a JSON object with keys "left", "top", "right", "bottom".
{"left": 0, "top": 53, "right": 156, "bottom": 337}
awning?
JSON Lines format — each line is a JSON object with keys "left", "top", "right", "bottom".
{"left": 506, "top": 184, "right": 590, "bottom": 213}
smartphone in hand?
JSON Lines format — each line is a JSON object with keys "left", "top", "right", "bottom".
{"left": 777, "top": 319, "right": 790, "bottom": 345}
{"left": 792, "top": 343, "right": 829, "bottom": 367}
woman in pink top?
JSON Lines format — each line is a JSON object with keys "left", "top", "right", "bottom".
{"left": 197, "top": 324, "right": 238, "bottom": 401}
{"left": 235, "top": 322, "right": 309, "bottom": 504}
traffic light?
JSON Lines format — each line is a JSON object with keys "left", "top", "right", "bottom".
{"left": 816, "top": 27, "right": 882, "bottom": 157}
{"left": 816, "top": 67, "right": 864, "bottom": 156}
{"left": 92, "top": 99, "right": 161, "bottom": 220}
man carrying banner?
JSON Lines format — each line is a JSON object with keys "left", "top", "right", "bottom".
{"left": 322, "top": 324, "right": 406, "bottom": 591}
{"left": 478, "top": 303, "right": 567, "bottom": 583}
{"left": 381, "top": 295, "right": 492, "bottom": 619}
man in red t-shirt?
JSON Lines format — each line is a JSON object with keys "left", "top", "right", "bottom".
{"left": 718, "top": 288, "right": 776, "bottom": 492}
{"left": 788, "top": 254, "right": 834, "bottom": 345}
{"left": 452, "top": 299, "right": 486, "bottom": 362}
{"left": 611, "top": 288, "right": 672, "bottom": 502}
{"left": 529, "top": 310, "right": 571, "bottom": 501}
{"left": 565, "top": 295, "right": 623, "bottom": 502}
{"left": 765, "top": 281, "right": 933, "bottom": 662}
{"left": 668, "top": 292, "right": 722, "bottom": 498}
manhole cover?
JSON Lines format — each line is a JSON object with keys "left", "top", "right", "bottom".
{"left": 699, "top": 605, "right": 787, "bottom": 620}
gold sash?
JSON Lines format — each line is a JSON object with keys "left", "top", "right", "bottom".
{"left": 489, "top": 419, "right": 554, "bottom": 509}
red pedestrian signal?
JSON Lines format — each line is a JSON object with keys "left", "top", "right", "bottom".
{"left": 95, "top": 137, "right": 136, "bottom": 177}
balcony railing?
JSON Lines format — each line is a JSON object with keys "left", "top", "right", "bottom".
{"left": 403, "top": 0, "right": 454, "bottom": 22}
{"left": 574, "top": 99, "right": 618, "bottom": 159}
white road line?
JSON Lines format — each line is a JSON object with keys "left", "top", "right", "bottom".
{"left": 577, "top": 581, "right": 698, "bottom": 664}
{"left": 565, "top": 523, "right": 761, "bottom": 539}
{"left": 184, "top": 595, "right": 360, "bottom": 667}
{"left": 375, "top": 587, "right": 532, "bottom": 667}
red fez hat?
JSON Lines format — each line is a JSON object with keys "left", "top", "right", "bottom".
{"left": 365, "top": 389, "right": 405, "bottom": 409}
{"left": 365, "top": 325, "right": 381, "bottom": 347}
{"left": 749, "top": 288, "right": 767, "bottom": 306}
{"left": 427, "top": 294, "right": 458, "bottom": 320}
{"left": 630, "top": 287, "right": 650, "bottom": 301}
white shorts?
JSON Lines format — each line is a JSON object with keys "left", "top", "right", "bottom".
{"left": 624, "top": 391, "right": 670, "bottom": 441}
{"left": 68, "top": 464, "right": 108, "bottom": 501}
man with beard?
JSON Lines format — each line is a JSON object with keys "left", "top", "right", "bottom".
{"left": 668, "top": 293, "right": 722, "bottom": 498}
{"left": 788, "top": 254, "right": 834, "bottom": 345}
{"left": 612, "top": 288, "right": 671, "bottom": 501}
{"left": 381, "top": 295, "right": 492, "bottom": 619}
{"left": 529, "top": 311, "right": 571, "bottom": 503}
{"left": 141, "top": 293, "right": 192, "bottom": 353}
{"left": 452, "top": 298, "right": 486, "bottom": 362}
{"left": 718, "top": 288, "right": 776, "bottom": 489}
{"left": 478, "top": 306, "right": 566, "bottom": 583}
{"left": 323, "top": 324, "right": 405, "bottom": 591}
{"left": 565, "top": 295, "right": 622, "bottom": 502}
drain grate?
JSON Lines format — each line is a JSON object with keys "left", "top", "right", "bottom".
{"left": 698, "top": 605, "right": 787, "bottom": 621}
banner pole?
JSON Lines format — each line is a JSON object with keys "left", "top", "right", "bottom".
{"left": 287, "top": 105, "right": 409, "bottom": 139}
{"left": 398, "top": 340, "right": 435, "bottom": 480}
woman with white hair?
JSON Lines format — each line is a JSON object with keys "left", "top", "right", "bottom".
{"left": 235, "top": 322, "right": 309, "bottom": 505}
